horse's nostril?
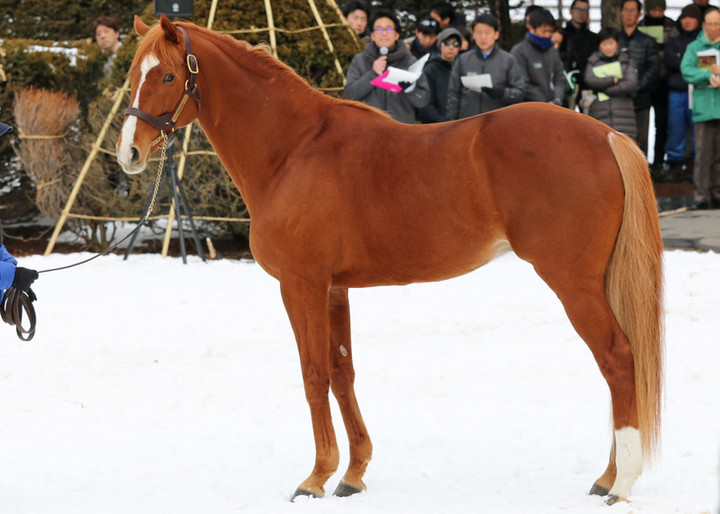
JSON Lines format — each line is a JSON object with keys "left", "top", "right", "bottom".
{"left": 130, "top": 146, "right": 140, "bottom": 163}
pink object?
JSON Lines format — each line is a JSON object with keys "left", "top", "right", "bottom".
{"left": 370, "top": 70, "right": 402, "bottom": 93}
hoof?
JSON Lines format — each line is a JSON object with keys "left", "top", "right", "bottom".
{"left": 605, "top": 495, "right": 627, "bottom": 506}
{"left": 333, "top": 481, "right": 365, "bottom": 497}
{"left": 589, "top": 483, "right": 610, "bottom": 496}
{"left": 290, "top": 488, "right": 322, "bottom": 501}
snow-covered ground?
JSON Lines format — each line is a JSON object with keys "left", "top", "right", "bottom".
{"left": 0, "top": 249, "right": 717, "bottom": 513}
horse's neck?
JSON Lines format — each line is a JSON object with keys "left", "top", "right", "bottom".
{"left": 192, "top": 33, "right": 324, "bottom": 206}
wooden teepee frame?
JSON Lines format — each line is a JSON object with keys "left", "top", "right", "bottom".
{"left": 44, "top": 0, "right": 360, "bottom": 256}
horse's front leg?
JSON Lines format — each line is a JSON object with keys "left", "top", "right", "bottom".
{"left": 327, "top": 288, "right": 372, "bottom": 497}
{"left": 281, "top": 277, "right": 339, "bottom": 499}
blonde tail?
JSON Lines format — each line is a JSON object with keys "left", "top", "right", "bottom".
{"left": 606, "top": 131, "right": 664, "bottom": 462}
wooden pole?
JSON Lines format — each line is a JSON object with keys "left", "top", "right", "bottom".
{"left": 307, "top": 0, "right": 346, "bottom": 83}
{"left": 263, "top": 0, "right": 278, "bottom": 58}
{"left": 44, "top": 78, "right": 130, "bottom": 255}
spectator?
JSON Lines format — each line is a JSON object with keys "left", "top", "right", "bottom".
{"left": 562, "top": 0, "right": 598, "bottom": 96}
{"left": 342, "top": 1, "right": 370, "bottom": 40}
{"left": 680, "top": 7, "right": 720, "bottom": 209}
{"left": 345, "top": 8, "right": 430, "bottom": 124}
{"left": 511, "top": 8, "right": 566, "bottom": 105}
{"left": 445, "top": 13, "right": 525, "bottom": 120}
{"left": 524, "top": 5, "right": 543, "bottom": 32}
{"left": 618, "top": 0, "right": 661, "bottom": 158}
{"left": 417, "top": 28, "right": 462, "bottom": 123}
{"left": 0, "top": 122, "right": 39, "bottom": 305}
{"left": 430, "top": 2, "right": 466, "bottom": 29}
{"left": 456, "top": 26, "right": 472, "bottom": 52}
{"left": 640, "top": 0, "right": 679, "bottom": 171}
{"left": 693, "top": 0, "right": 717, "bottom": 16}
{"left": 664, "top": 4, "right": 702, "bottom": 180}
{"left": 583, "top": 27, "right": 639, "bottom": 139}
{"left": 408, "top": 17, "right": 440, "bottom": 59}
{"left": 92, "top": 16, "right": 122, "bottom": 73}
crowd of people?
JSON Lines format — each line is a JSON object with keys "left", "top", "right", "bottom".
{"left": 342, "top": 0, "right": 720, "bottom": 210}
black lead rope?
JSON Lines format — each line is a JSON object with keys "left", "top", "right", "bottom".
{"left": 1, "top": 135, "right": 170, "bottom": 341}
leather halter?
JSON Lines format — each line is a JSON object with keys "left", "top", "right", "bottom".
{"left": 125, "top": 25, "right": 200, "bottom": 146}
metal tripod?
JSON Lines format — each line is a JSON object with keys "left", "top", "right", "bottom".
{"left": 123, "top": 136, "right": 206, "bottom": 263}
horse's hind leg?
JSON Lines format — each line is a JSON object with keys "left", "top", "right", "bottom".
{"left": 281, "top": 277, "right": 340, "bottom": 499}
{"left": 327, "top": 288, "right": 373, "bottom": 496}
{"left": 539, "top": 274, "right": 642, "bottom": 502}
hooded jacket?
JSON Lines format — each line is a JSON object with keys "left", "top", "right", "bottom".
{"left": 584, "top": 49, "right": 638, "bottom": 138}
{"left": 345, "top": 41, "right": 430, "bottom": 124}
{"left": 666, "top": 23, "right": 702, "bottom": 92}
{"left": 618, "top": 27, "right": 660, "bottom": 109}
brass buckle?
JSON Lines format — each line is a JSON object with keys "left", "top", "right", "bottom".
{"left": 186, "top": 54, "right": 199, "bottom": 74}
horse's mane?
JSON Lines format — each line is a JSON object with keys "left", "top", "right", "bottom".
{"left": 132, "top": 21, "right": 390, "bottom": 119}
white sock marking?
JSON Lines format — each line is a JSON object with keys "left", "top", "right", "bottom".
{"left": 609, "top": 427, "right": 643, "bottom": 499}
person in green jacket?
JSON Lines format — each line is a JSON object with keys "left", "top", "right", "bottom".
{"left": 681, "top": 7, "right": 720, "bottom": 210}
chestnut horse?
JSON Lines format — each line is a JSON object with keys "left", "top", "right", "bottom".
{"left": 117, "top": 16, "right": 664, "bottom": 504}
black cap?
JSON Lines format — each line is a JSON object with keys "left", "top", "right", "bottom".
{"left": 417, "top": 17, "right": 440, "bottom": 35}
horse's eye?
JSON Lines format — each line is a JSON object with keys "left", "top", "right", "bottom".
{"left": 163, "top": 74, "right": 175, "bottom": 83}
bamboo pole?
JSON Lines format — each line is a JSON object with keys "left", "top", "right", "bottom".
{"left": 206, "top": 0, "right": 219, "bottom": 29}
{"left": 44, "top": 78, "right": 130, "bottom": 255}
{"left": 307, "top": 0, "right": 345, "bottom": 83}
{"left": 263, "top": 0, "right": 278, "bottom": 58}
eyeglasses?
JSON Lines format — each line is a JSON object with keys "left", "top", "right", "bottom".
{"left": 442, "top": 40, "right": 461, "bottom": 47}
{"left": 374, "top": 26, "right": 396, "bottom": 34}
{"left": 572, "top": 7, "right": 589, "bottom": 12}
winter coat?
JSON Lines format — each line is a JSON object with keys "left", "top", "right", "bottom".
{"left": 681, "top": 31, "right": 720, "bottom": 123}
{"left": 584, "top": 50, "right": 638, "bottom": 138}
{"left": 345, "top": 42, "right": 430, "bottom": 124}
{"left": 561, "top": 22, "right": 598, "bottom": 89}
{"left": 445, "top": 45, "right": 526, "bottom": 120}
{"left": 639, "top": 15, "right": 679, "bottom": 82}
{"left": 666, "top": 25, "right": 701, "bottom": 92}
{"left": 617, "top": 28, "right": 660, "bottom": 110}
{"left": 416, "top": 54, "right": 453, "bottom": 123}
{"left": 0, "top": 245, "right": 17, "bottom": 302}
{"left": 510, "top": 34, "right": 566, "bottom": 103}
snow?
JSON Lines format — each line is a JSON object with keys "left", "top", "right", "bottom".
{"left": 0, "top": 249, "right": 717, "bottom": 513}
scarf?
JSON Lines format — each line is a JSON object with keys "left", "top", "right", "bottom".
{"left": 528, "top": 32, "right": 554, "bottom": 51}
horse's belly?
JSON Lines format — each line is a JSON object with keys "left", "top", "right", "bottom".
{"left": 332, "top": 233, "right": 511, "bottom": 288}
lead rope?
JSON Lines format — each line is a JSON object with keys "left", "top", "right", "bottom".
{"left": 1, "top": 134, "right": 170, "bottom": 341}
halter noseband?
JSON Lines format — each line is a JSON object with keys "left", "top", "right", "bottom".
{"left": 125, "top": 25, "right": 200, "bottom": 146}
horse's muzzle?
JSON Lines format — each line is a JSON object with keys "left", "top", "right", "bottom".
{"left": 117, "top": 144, "right": 146, "bottom": 175}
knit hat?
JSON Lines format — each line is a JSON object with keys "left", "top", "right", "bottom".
{"left": 645, "top": 0, "right": 666, "bottom": 11}
{"left": 437, "top": 27, "right": 462, "bottom": 47}
{"left": 679, "top": 3, "right": 702, "bottom": 21}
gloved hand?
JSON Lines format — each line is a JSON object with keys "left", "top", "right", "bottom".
{"left": 12, "top": 267, "right": 38, "bottom": 294}
{"left": 398, "top": 81, "right": 412, "bottom": 92}
{"left": 481, "top": 87, "right": 504, "bottom": 100}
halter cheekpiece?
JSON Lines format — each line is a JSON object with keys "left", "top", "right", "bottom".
{"left": 125, "top": 25, "right": 200, "bottom": 146}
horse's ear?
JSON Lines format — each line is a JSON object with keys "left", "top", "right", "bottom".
{"left": 134, "top": 15, "right": 150, "bottom": 37}
{"left": 159, "top": 14, "right": 182, "bottom": 44}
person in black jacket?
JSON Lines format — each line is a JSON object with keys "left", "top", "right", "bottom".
{"left": 618, "top": 0, "right": 661, "bottom": 158}
{"left": 664, "top": 4, "right": 703, "bottom": 179}
{"left": 562, "top": 0, "right": 598, "bottom": 94}
{"left": 417, "top": 28, "right": 462, "bottom": 123}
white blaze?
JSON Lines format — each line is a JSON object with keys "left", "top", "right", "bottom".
{"left": 117, "top": 53, "right": 160, "bottom": 171}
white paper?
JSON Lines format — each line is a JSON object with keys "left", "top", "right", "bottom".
{"left": 461, "top": 74, "right": 493, "bottom": 92}
{"left": 383, "top": 53, "right": 429, "bottom": 93}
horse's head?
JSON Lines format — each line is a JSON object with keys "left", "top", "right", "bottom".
{"left": 117, "top": 15, "right": 200, "bottom": 174}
